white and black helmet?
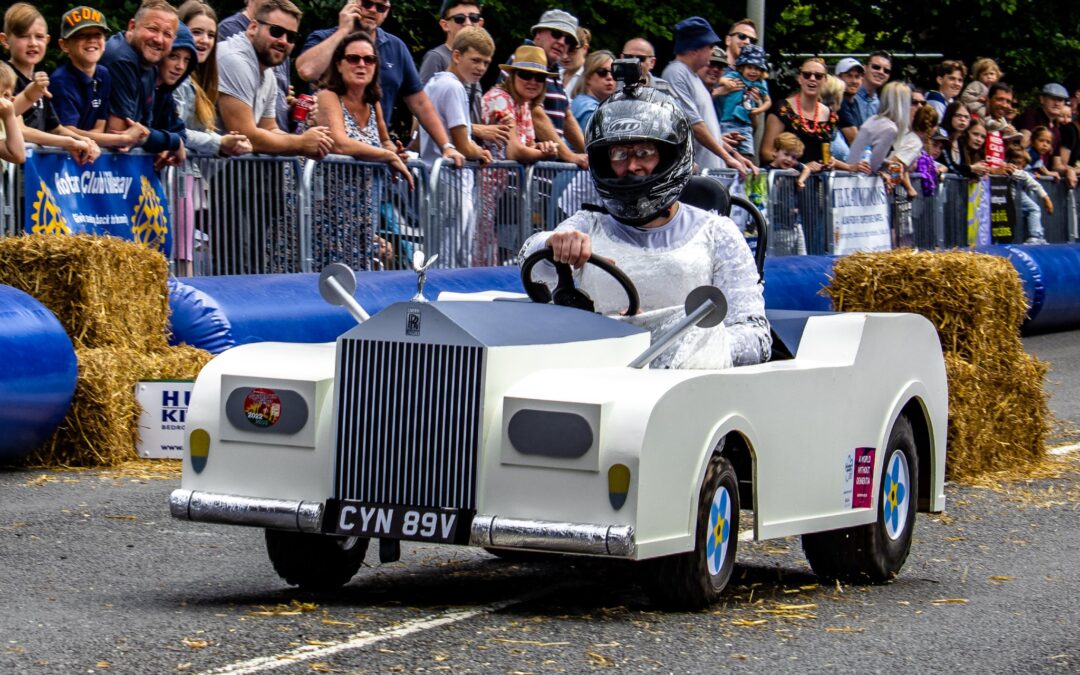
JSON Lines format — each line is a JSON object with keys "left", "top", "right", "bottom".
{"left": 585, "top": 86, "right": 693, "bottom": 225}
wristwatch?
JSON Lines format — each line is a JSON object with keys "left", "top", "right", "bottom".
{"left": 441, "top": 142, "right": 457, "bottom": 153}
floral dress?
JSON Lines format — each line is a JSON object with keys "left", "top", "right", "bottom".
{"left": 770, "top": 99, "right": 838, "bottom": 164}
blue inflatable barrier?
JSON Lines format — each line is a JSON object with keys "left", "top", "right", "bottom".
{"left": 0, "top": 285, "right": 78, "bottom": 463}
{"left": 975, "top": 243, "right": 1080, "bottom": 334}
{"left": 169, "top": 267, "right": 524, "bottom": 353}
{"left": 169, "top": 246, "right": 1080, "bottom": 354}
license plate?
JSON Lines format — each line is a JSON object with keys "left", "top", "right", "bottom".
{"left": 330, "top": 502, "right": 461, "bottom": 543}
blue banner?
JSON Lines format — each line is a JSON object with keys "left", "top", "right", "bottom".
{"left": 23, "top": 149, "right": 171, "bottom": 254}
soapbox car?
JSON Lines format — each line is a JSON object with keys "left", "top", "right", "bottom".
{"left": 170, "top": 253, "right": 948, "bottom": 609}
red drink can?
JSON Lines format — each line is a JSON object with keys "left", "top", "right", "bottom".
{"left": 292, "top": 94, "right": 315, "bottom": 124}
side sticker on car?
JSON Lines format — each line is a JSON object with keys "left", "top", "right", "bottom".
{"left": 843, "top": 447, "right": 876, "bottom": 508}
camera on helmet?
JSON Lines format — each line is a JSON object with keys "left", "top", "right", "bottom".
{"left": 612, "top": 58, "right": 644, "bottom": 89}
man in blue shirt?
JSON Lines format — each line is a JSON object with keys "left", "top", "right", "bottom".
{"left": 99, "top": 0, "right": 184, "bottom": 163}
{"left": 854, "top": 50, "right": 891, "bottom": 125}
{"left": 294, "top": 0, "right": 463, "bottom": 165}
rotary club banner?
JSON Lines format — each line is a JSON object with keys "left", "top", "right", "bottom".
{"left": 23, "top": 149, "right": 171, "bottom": 254}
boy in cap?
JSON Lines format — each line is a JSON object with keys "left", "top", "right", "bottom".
{"left": 715, "top": 43, "right": 770, "bottom": 157}
{"left": 51, "top": 5, "right": 149, "bottom": 149}
{"left": 661, "top": 15, "right": 753, "bottom": 173}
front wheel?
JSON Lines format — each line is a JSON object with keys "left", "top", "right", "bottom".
{"left": 802, "top": 414, "right": 919, "bottom": 583}
{"left": 265, "top": 530, "right": 369, "bottom": 591}
{"left": 642, "top": 454, "right": 739, "bottom": 609}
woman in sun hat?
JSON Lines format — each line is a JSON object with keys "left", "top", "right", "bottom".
{"left": 480, "top": 44, "right": 559, "bottom": 161}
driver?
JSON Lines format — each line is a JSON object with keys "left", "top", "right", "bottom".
{"left": 520, "top": 85, "right": 770, "bottom": 368}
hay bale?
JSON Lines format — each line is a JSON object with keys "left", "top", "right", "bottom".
{"left": 825, "top": 249, "right": 1050, "bottom": 481}
{"left": 29, "top": 345, "right": 214, "bottom": 467}
{"left": 0, "top": 234, "right": 170, "bottom": 351}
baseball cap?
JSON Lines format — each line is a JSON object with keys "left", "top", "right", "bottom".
{"left": 835, "top": 57, "right": 863, "bottom": 76}
{"left": 673, "top": 16, "right": 720, "bottom": 55}
{"left": 530, "top": 9, "right": 579, "bottom": 47}
{"left": 1041, "top": 83, "right": 1069, "bottom": 100}
{"left": 931, "top": 127, "right": 949, "bottom": 142}
{"left": 60, "top": 6, "right": 109, "bottom": 40}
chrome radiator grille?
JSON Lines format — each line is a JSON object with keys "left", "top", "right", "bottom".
{"left": 334, "top": 339, "right": 485, "bottom": 509}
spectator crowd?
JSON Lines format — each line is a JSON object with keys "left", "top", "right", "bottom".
{"left": 3, "top": 1, "right": 1078, "bottom": 252}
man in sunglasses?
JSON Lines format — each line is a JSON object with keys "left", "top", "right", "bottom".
{"left": 218, "top": 0, "right": 293, "bottom": 131}
{"left": 520, "top": 9, "right": 588, "bottom": 162}
{"left": 217, "top": 0, "right": 334, "bottom": 158}
{"left": 417, "top": 0, "right": 508, "bottom": 148}
{"left": 854, "top": 50, "right": 892, "bottom": 125}
{"left": 100, "top": 0, "right": 185, "bottom": 164}
{"left": 296, "top": 0, "right": 465, "bottom": 165}
{"left": 711, "top": 18, "right": 757, "bottom": 97}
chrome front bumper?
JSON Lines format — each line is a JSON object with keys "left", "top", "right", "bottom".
{"left": 169, "top": 489, "right": 324, "bottom": 533}
{"left": 469, "top": 514, "right": 636, "bottom": 558}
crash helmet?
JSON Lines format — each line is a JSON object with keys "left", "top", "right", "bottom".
{"left": 585, "top": 85, "right": 693, "bottom": 225}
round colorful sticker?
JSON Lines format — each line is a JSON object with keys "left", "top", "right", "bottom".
{"left": 243, "top": 388, "right": 282, "bottom": 428}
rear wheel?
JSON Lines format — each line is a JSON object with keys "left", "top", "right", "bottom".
{"left": 643, "top": 454, "right": 739, "bottom": 609}
{"left": 265, "top": 530, "right": 369, "bottom": 591}
{"left": 802, "top": 415, "right": 918, "bottom": 583}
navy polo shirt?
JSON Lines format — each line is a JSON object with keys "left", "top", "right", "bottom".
{"left": 301, "top": 26, "right": 421, "bottom": 125}
{"left": 50, "top": 61, "right": 112, "bottom": 131}
{"left": 99, "top": 32, "right": 156, "bottom": 126}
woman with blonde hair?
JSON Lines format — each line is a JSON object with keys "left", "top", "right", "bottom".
{"left": 846, "top": 81, "right": 911, "bottom": 173}
{"left": 480, "top": 44, "right": 559, "bottom": 162}
{"left": 820, "top": 73, "right": 849, "bottom": 162}
{"left": 570, "top": 50, "right": 616, "bottom": 129}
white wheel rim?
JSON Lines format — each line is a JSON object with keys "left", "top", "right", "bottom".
{"left": 706, "top": 485, "right": 732, "bottom": 576}
{"left": 883, "top": 450, "right": 910, "bottom": 540}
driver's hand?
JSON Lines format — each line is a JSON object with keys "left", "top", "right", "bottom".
{"left": 547, "top": 230, "right": 591, "bottom": 269}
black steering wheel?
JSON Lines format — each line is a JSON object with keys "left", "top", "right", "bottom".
{"left": 520, "top": 248, "right": 640, "bottom": 316}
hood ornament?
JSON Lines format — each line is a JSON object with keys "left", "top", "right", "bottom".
{"left": 411, "top": 251, "right": 438, "bottom": 302}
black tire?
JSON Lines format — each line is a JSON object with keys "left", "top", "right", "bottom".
{"left": 264, "top": 530, "right": 369, "bottom": 591}
{"left": 642, "top": 454, "right": 739, "bottom": 610}
{"left": 802, "top": 415, "right": 919, "bottom": 584}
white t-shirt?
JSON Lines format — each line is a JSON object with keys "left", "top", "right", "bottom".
{"left": 420, "top": 71, "right": 470, "bottom": 166}
{"left": 216, "top": 34, "right": 278, "bottom": 125}
{"left": 662, "top": 60, "right": 726, "bottom": 170}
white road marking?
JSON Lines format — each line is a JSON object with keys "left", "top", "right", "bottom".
{"left": 1049, "top": 443, "right": 1080, "bottom": 456}
{"left": 197, "top": 595, "right": 532, "bottom": 674}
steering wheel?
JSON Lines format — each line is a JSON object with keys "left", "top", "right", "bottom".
{"left": 520, "top": 248, "right": 640, "bottom": 316}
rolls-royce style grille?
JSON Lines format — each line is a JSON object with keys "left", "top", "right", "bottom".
{"left": 334, "top": 339, "right": 484, "bottom": 509}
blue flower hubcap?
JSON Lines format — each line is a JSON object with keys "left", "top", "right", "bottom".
{"left": 706, "top": 485, "right": 731, "bottom": 576}
{"left": 883, "top": 451, "right": 910, "bottom": 540}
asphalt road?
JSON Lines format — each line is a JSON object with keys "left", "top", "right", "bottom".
{"left": 1, "top": 333, "right": 1077, "bottom": 675}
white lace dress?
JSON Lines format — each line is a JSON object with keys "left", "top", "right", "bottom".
{"left": 521, "top": 204, "right": 771, "bottom": 369}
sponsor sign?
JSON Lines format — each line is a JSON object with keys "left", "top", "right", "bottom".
{"left": 830, "top": 174, "right": 891, "bottom": 254}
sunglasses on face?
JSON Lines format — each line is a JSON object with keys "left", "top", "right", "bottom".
{"left": 608, "top": 144, "right": 658, "bottom": 162}
{"left": 256, "top": 20, "right": 298, "bottom": 44}
{"left": 547, "top": 30, "right": 577, "bottom": 49}
{"left": 515, "top": 70, "right": 547, "bottom": 83}
{"left": 869, "top": 63, "right": 891, "bottom": 74}
{"left": 594, "top": 68, "right": 612, "bottom": 78}
{"left": 360, "top": 0, "right": 390, "bottom": 13}
{"left": 912, "top": 99, "right": 926, "bottom": 106}
{"left": 342, "top": 53, "right": 377, "bottom": 66}
{"left": 447, "top": 12, "right": 481, "bottom": 24}
{"left": 622, "top": 53, "right": 654, "bottom": 61}
{"left": 800, "top": 70, "right": 825, "bottom": 81}
{"left": 729, "top": 31, "right": 757, "bottom": 44}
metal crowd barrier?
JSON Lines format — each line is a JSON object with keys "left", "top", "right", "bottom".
{"left": 2, "top": 150, "right": 1078, "bottom": 275}
{"left": 428, "top": 159, "right": 528, "bottom": 268}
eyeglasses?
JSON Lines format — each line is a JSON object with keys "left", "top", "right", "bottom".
{"left": 594, "top": 68, "right": 612, "bottom": 78}
{"left": 911, "top": 99, "right": 926, "bottom": 106}
{"left": 255, "top": 20, "right": 298, "bottom": 44}
{"left": 447, "top": 12, "right": 481, "bottom": 24}
{"left": 608, "top": 144, "right": 659, "bottom": 162}
{"left": 800, "top": 70, "right": 825, "bottom": 81}
{"left": 869, "top": 63, "right": 891, "bottom": 74}
{"left": 621, "top": 53, "right": 654, "bottom": 61}
{"left": 360, "top": 0, "right": 390, "bottom": 13}
{"left": 545, "top": 30, "right": 577, "bottom": 49}
{"left": 729, "top": 31, "right": 758, "bottom": 44}
{"left": 515, "top": 70, "right": 547, "bottom": 83}
{"left": 342, "top": 53, "right": 377, "bottom": 66}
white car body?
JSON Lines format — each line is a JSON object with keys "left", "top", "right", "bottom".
{"left": 171, "top": 298, "right": 948, "bottom": 564}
